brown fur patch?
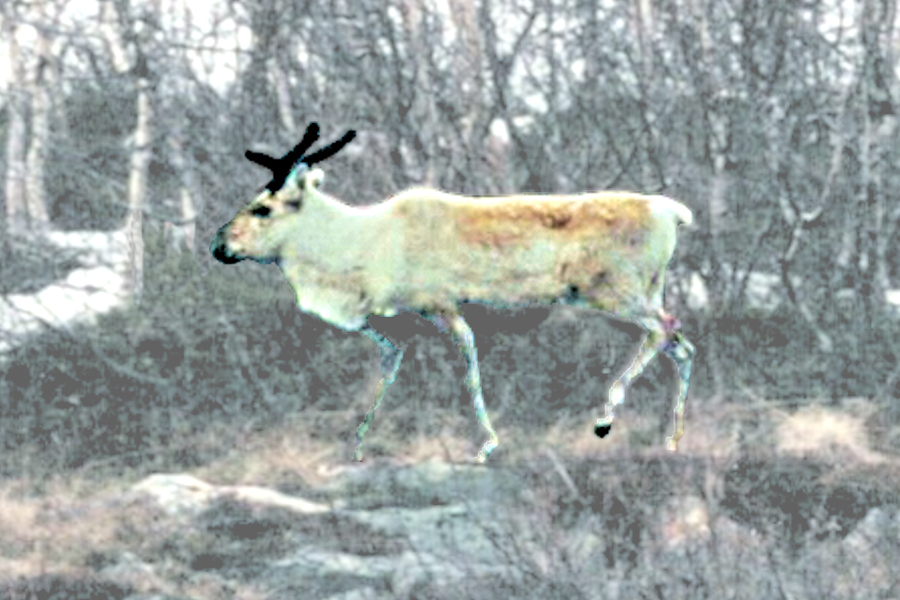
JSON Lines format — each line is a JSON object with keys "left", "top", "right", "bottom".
{"left": 452, "top": 193, "right": 653, "bottom": 248}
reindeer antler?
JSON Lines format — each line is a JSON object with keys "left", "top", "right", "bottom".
{"left": 245, "top": 122, "right": 356, "bottom": 191}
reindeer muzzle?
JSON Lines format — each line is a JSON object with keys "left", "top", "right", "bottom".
{"left": 210, "top": 229, "right": 243, "bottom": 264}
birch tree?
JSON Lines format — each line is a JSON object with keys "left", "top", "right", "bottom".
{"left": 2, "top": 4, "right": 31, "bottom": 236}
{"left": 100, "top": 0, "right": 157, "bottom": 304}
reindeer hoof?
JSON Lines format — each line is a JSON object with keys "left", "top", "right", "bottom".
{"left": 594, "top": 422, "right": 612, "bottom": 438}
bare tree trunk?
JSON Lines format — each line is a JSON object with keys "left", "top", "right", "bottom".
{"left": 127, "top": 71, "right": 153, "bottom": 303}
{"left": 25, "top": 1, "right": 53, "bottom": 233}
{"left": 840, "top": 0, "right": 896, "bottom": 301}
{"left": 162, "top": 0, "right": 201, "bottom": 258}
{"left": 634, "top": 0, "right": 653, "bottom": 75}
{"left": 766, "top": 98, "right": 835, "bottom": 353}
{"left": 268, "top": 1, "right": 297, "bottom": 142}
{"left": 398, "top": 0, "right": 438, "bottom": 186}
{"left": 101, "top": 0, "right": 153, "bottom": 304}
{"left": 706, "top": 120, "right": 729, "bottom": 398}
{"left": 857, "top": 79, "right": 873, "bottom": 289}
{"left": 167, "top": 120, "right": 198, "bottom": 257}
{"left": 272, "top": 55, "right": 297, "bottom": 138}
{"left": 869, "top": 0, "right": 898, "bottom": 294}
{"left": 3, "top": 13, "right": 28, "bottom": 236}
{"left": 449, "top": 0, "right": 494, "bottom": 189}
{"left": 479, "top": 1, "right": 540, "bottom": 189}
{"left": 634, "top": 0, "right": 658, "bottom": 188}
{"left": 239, "top": 0, "right": 277, "bottom": 140}
{"left": 876, "top": 111, "right": 900, "bottom": 294}
{"left": 691, "top": 0, "right": 726, "bottom": 399}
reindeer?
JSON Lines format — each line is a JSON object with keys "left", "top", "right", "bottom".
{"left": 211, "top": 123, "right": 695, "bottom": 463}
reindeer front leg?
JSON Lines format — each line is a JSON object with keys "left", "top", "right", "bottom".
{"left": 354, "top": 325, "right": 404, "bottom": 461}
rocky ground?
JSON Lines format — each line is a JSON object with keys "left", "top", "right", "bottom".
{"left": 1, "top": 397, "right": 897, "bottom": 600}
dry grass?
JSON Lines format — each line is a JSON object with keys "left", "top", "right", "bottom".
{"left": 775, "top": 400, "right": 887, "bottom": 465}
{"left": 0, "top": 479, "right": 129, "bottom": 585}
{"left": 191, "top": 412, "right": 347, "bottom": 487}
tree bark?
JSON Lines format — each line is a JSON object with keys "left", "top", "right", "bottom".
{"left": 3, "top": 13, "right": 28, "bottom": 236}
{"left": 101, "top": 0, "right": 153, "bottom": 304}
{"left": 25, "top": 1, "right": 53, "bottom": 233}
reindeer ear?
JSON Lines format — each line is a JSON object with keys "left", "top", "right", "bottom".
{"left": 305, "top": 168, "right": 325, "bottom": 189}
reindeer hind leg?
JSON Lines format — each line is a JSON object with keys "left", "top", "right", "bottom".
{"left": 595, "top": 320, "right": 666, "bottom": 439}
{"left": 594, "top": 308, "right": 694, "bottom": 451}
{"left": 661, "top": 328, "right": 695, "bottom": 451}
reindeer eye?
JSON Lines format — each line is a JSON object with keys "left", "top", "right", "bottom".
{"left": 286, "top": 199, "right": 302, "bottom": 210}
{"left": 251, "top": 205, "right": 271, "bottom": 217}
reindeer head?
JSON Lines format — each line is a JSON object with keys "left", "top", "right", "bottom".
{"left": 210, "top": 123, "right": 356, "bottom": 265}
